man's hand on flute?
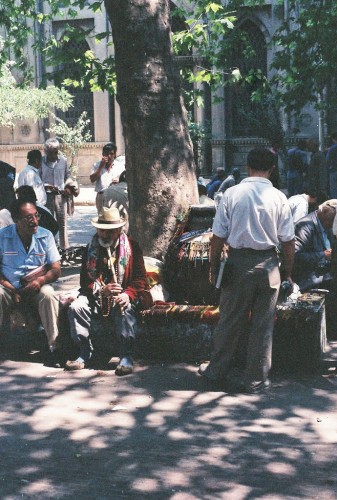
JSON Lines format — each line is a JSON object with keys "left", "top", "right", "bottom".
{"left": 102, "top": 282, "right": 122, "bottom": 297}
{"left": 102, "top": 283, "right": 130, "bottom": 310}
{"left": 114, "top": 292, "right": 130, "bottom": 309}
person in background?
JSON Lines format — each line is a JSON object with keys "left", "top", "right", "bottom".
{"left": 17, "top": 150, "right": 46, "bottom": 205}
{"left": 0, "top": 199, "right": 61, "bottom": 366}
{"left": 41, "top": 138, "right": 72, "bottom": 250}
{"left": 214, "top": 167, "right": 241, "bottom": 207}
{"left": 307, "top": 138, "right": 328, "bottom": 195}
{"left": 206, "top": 168, "right": 226, "bottom": 199}
{"left": 198, "top": 183, "right": 215, "bottom": 206}
{"left": 287, "top": 139, "right": 308, "bottom": 197}
{"left": 199, "top": 147, "right": 295, "bottom": 394}
{"left": 103, "top": 171, "right": 128, "bottom": 213}
{"left": 269, "top": 141, "right": 282, "bottom": 189}
{"left": 326, "top": 132, "right": 337, "bottom": 198}
{"left": 90, "top": 142, "right": 121, "bottom": 214}
{"left": 0, "top": 160, "right": 16, "bottom": 211}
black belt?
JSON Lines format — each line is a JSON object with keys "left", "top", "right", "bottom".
{"left": 230, "top": 247, "right": 276, "bottom": 256}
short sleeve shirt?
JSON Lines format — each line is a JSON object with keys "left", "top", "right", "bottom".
{"left": 0, "top": 225, "right": 60, "bottom": 289}
{"left": 213, "top": 177, "right": 294, "bottom": 249}
{"left": 17, "top": 165, "right": 47, "bottom": 205}
{"left": 91, "top": 158, "right": 125, "bottom": 193}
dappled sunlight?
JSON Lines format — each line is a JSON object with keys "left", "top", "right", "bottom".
{"left": 266, "top": 462, "right": 297, "bottom": 475}
{"left": 0, "top": 357, "right": 336, "bottom": 497}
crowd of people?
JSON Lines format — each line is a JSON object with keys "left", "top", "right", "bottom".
{"left": 0, "top": 139, "right": 337, "bottom": 394}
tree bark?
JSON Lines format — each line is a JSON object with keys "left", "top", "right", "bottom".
{"left": 104, "top": 0, "right": 198, "bottom": 258}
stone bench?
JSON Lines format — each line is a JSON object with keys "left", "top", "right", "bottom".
{"left": 137, "top": 292, "right": 328, "bottom": 372}
{"left": 5, "top": 270, "right": 328, "bottom": 372}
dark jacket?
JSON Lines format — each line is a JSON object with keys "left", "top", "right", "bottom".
{"left": 80, "top": 236, "right": 147, "bottom": 302}
{"left": 294, "top": 211, "right": 333, "bottom": 290}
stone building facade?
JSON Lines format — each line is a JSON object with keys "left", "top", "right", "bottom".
{"left": 0, "top": 1, "right": 318, "bottom": 182}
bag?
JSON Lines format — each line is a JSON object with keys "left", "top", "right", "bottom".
{"left": 20, "top": 264, "right": 49, "bottom": 286}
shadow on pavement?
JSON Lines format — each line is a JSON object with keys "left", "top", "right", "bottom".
{"left": 0, "top": 348, "right": 336, "bottom": 498}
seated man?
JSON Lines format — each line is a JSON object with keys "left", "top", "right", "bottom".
{"left": 17, "top": 185, "right": 59, "bottom": 236}
{"left": 293, "top": 199, "right": 337, "bottom": 291}
{"left": 0, "top": 199, "right": 61, "bottom": 365}
{"left": 66, "top": 206, "right": 147, "bottom": 375}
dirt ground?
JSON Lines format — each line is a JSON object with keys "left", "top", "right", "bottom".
{"left": 0, "top": 341, "right": 337, "bottom": 499}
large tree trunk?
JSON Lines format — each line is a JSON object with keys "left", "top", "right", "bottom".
{"left": 105, "top": 0, "right": 198, "bottom": 258}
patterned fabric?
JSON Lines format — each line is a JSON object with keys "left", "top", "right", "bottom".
{"left": 140, "top": 303, "right": 220, "bottom": 324}
{"left": 86, "top": 232, "right": 131, "bottom": 286}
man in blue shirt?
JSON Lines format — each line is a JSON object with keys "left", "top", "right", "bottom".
{"left": 0, "top": 199, "right": 61, "bottom": 366}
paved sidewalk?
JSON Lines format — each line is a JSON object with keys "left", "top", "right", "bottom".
{"left": 74, "top": 186, "right": 96, "bottom": 206}
{"left": 0, "top": 354, "right": 336, "bottom": 499}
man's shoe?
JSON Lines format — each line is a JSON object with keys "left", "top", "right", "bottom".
{"left": 245, "top": 379, "right": 271, "bottom": 394}
{"left": 115, "top": 356, "right": 134, "bottom": 376}
{"left": 107, "top": 356, "right": 120, "bottom": 369}
{"left": 198, "top": 362, "right": 218, "bottom": 382}
{"left": 44, "top": 349, "right": 62, "bottom": 368}
{"left": 65, "top": 358, "right": 86, "bottom": 371}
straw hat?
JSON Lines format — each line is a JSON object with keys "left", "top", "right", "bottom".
{"left": 91, "top": 206, "right": 126, "bottom": 229}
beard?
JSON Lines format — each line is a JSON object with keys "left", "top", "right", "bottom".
{"left": 98, "top": 237, "right": 116, "bottom": 248}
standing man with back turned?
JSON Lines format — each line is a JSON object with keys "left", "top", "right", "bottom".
{"left": 199, "top": 148, "right": 295, "bottom": 394}
{"left": 18, "top": 149, "right": 47, "bottom": 205}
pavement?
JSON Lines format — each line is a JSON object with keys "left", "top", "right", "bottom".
{"left": 1, "top": 204, "right": 337, "bottom": 499}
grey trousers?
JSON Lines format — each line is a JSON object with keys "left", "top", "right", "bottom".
{"left": 0, "top": 284, "right": 60, "bottom": 347}
{"left": 46, "top": 193, "right": 69, "bottom": 250}
{"left": 209, "top": 249, "right": 280, "bottom": 386}
{"left": 67, "top": 294, "right": 137, "bottom": 353}
{"left": 95, "top": 192, "right": 104, "bottom": 214}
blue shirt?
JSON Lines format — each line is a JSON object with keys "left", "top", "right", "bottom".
{"left": 0, "top": 225, "right": 60, "bottom": 289}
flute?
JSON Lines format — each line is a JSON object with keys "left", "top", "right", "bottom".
{"left": 107, "top": 246, "right": 126, "bottom": 315}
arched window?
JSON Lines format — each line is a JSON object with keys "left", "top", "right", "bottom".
{"left": 55, "top": 37, "right": 95, "bottom": 139}
{"left": 227, "top": 20, "right": 267, "bottom": 137}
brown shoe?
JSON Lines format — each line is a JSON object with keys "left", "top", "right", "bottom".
{"left": 65, "top": 359, "right": 85, "bottom": 371}
{"left": 115, "top": 356, "right": 134, "bottom": 376}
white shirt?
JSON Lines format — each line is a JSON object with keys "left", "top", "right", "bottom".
{"left": 91, "top": 156, "right": 126, "bottom": 193}
{"left": 0, "top": 209, "right": 13, "bottom": 228}
{"left": 17, "top": 164, "right": 47, "bottom": 205}
{"left": 213, "top": 177, "right": 294, "bottom": 249}
{"left": 288, "top": 194, "right": 309, "bottom": 224}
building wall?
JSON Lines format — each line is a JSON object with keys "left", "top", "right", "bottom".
{"left": 0, "top": 143, "right": 106, "bottom": 186}
{"left": 0, "top": 1, "right": 125, "bottom": 172}
{"left": 0, "top": 1, "right": 320, "bottom": 180}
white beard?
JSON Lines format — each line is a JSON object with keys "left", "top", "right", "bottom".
{"left": 98, "top": 238, "right": 115, "bottom": 248}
